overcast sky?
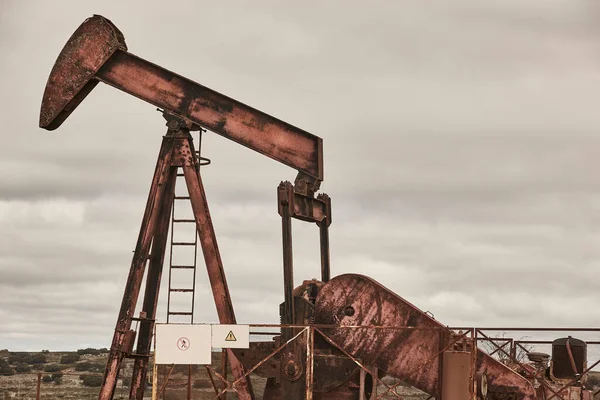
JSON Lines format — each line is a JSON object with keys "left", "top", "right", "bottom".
{"left": 1, "top": 0, "right": 600, "bottom": 353}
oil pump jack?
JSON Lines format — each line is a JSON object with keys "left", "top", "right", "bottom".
{"left": 40, "top": 15, "right": 593, "bottom": 400}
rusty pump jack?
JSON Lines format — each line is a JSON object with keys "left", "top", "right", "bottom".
{"left": 39, "top": 15, "right": 331, "bottom": 400}
{"left": 40, "top": 14, "right": 596, "bottom": 400}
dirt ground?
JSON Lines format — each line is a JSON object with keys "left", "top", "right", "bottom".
{"left": 1, "top": 350, "right": 598, "bottom": 399}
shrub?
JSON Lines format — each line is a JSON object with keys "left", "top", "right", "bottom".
{"left": 60, "top": 353, "right": 80, "bottom": 364}
{"left": 89, "top": 364, "right": 104, "bottom": 373}
{"left": 0, "top": 359, "right": 14, "bottom": 376}
{"left": 99, "top": 348, "right": 109, "bottom": 354}
{"left": 121, "top": 376, "right": 131, "bottom": 387}
{"left": 15, "top": 363, "right": 31, "bottom": 373}
{"left": 27, "top": 354, "right": 47, "bottom": 365}
{"left": 44, "top": 364, "right": 63, "bottom": 373}
{"left": 80, "top": 374, "right": 103, "bottom": 387}
{"left": 77, "top": 348, "right": 101, "bottom": 356}
{"left": 53, "top": 373, "right": 63, "bottom": 378}
{"left": 8, "top": 353, "right": 28, "bottom": 364}
{"left": 75, "top": 362, "right": 92, "bottom": 371}
{"left": 51, "top": 372, "right": 63, "bottom": 384}
{"left": 41, "top": 350, "right": 50, "bottom": 354}
{"left": 42, "top": 375, "right": 53, "bottom": 383}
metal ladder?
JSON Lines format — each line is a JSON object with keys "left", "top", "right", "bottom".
{"left": 166, "top": 129, "right": 209, "bottom": 324}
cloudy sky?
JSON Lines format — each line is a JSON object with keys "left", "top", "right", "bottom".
{"left": 1, "top": 0, "right": 600, "bottom": 353}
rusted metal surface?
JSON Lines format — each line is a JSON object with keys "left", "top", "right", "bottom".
{"left": 278, "top": 182, "right": 295, "bottom": 335}
{"left": 313, "top": 274, "right": 537, "bottom": 400}
{"left": 177, "top": 133, "right": 254, "bottom": 400}
{"left": 97, "top": 51, "right": 323, "bottom": 181}
{"left": 39, "top": 15, "right": 126, "bottom": 130}
{"left": 317, "top": 193, "right": 331, "bottom": 282}
{"left": 130, "top": 167, "right": 176, "bottom": 399}
{"left": 36, "top": 373, "right": 41, "bottom": 400}
{"left": 232, "top": 342, "right": 281, "bottom": 378}
{"left": 40, "top": 15, "right": 323, "bottom": 182}
{"left": 95, "top": 126, "right": 253, "bottom": 400}
{"left": 305, "top": 328, "right": 314, "bottom": 400}
{"left": 99, "top": 135, "right": 175, "bottom": 400}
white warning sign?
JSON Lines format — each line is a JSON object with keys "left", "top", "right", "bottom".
{"left": 155, "top": 324, "right": 211, "bottom": 365}
{"left": 212, "top": 324, "right": 250, "bottom": 349}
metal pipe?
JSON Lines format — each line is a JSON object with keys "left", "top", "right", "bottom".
{"left": 305, "top": 327, "right": 314, "bottom": 400}
{"left": 278, "top": 182, "right": 295, "bottom": 338}
{"left": 187, "top": 364, "right": 192, "bottom": 400}
{"left": 36, "top": 373, "right": 41, "bottom": 400}
{"left": 318, "top": 223, "right": 330, "bottom": 283}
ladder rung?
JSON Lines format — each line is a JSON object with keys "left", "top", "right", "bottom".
{"left": 172, "top": 242, "right": 196, "bottom": 246}
{"left": 177, "top": 173, "right": 185, "bottom": 177}
{"left": 171, "top": 265, "right": 196, "bottom": 269}
{"left": 168, "top": 312, "right": 193, "bottom": 316}
{"left": 173, "top": 219, "right": 195, "bottom": 223}
{"left": 170, "top": 288, "right": 194, "bottom": 293}
{"left": 174, "top": 196, "right": 190, "bottom": 200}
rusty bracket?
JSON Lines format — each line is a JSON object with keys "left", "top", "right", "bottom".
{"left": 277, "top": 181, "right": 332, "bottom": 336}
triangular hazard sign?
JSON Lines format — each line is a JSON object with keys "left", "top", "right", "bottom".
{"left": 225, "top": 331, "right": 237, "bottom": 342}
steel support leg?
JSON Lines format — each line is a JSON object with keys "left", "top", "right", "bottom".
{"left": 179, "top": 132, "right": 255, "bottom": 400}
{"left": 317, "top": 193, "right": 331, "bottom": 283}
{"left": 129, "top": 167, "right": 177, "bottom": 399}
{"left": 277, "top": 182, "right": 295, "bottom": 334}
{"left": 318, "top": 223, "right": 330, "bottom": 283}
{"left": 99, "top": 134, "right": 175, "bottom": 400}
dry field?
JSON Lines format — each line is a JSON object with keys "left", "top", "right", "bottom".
{"left": 1, "top": 349, "right": 597, "bottom": 399}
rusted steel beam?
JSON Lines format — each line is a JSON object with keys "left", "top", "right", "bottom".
{"left": 277, "top": 182, "right": 295, "bottom": 335}
{"left": 36, "top": 373, "right": 41, "bottom": 400}
{"left": 176, "top": 133, "right": 254, "bottom": 400}
{"left": 40, "top": 15, "right": 323, "bottom": 182}
{"left": 319, "top": 222, "right": 330, "bottom": 282}
{"left": 317, "top": 193, "right": 332, "bottom": 283}
{"left": 99, "top": 134, "right": 175, "bottom": 400}
{"left": 129, "top": 167, "right": 177, "bottom": 399}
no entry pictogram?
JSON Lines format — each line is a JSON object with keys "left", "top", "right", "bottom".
{"left": 177, "top": 337, "right": 190, "bottom": 351}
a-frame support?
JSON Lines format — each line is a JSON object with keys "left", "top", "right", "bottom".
{"left": 98, "top": 117, "right": 254, "bottom": 400}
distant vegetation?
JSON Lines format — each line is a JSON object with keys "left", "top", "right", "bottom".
{"left": 15, "top": 363, "right": 31, "bottom": 373}
{"left": 60, "top": 354, "right": 80, "bottom": 364}
{"left": 80, "top": 374, "right": 103, "bottom": 387}
{"left": 44, "top": 364, "right": 64, "bottom": 373}
{"left": 77, "top": 348, "right": 109, "bottom": 356}
{"left": 8, "top": 353, "right": 47, "bottom": 365}
{"left": 0, "top": 359, "right": 14, "bottom": 376}
{"left": 74, "top": 362, "right": 104, "bottom": 373}
{"left": 42, "top": 373, "right": 63, "bottom": 384}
